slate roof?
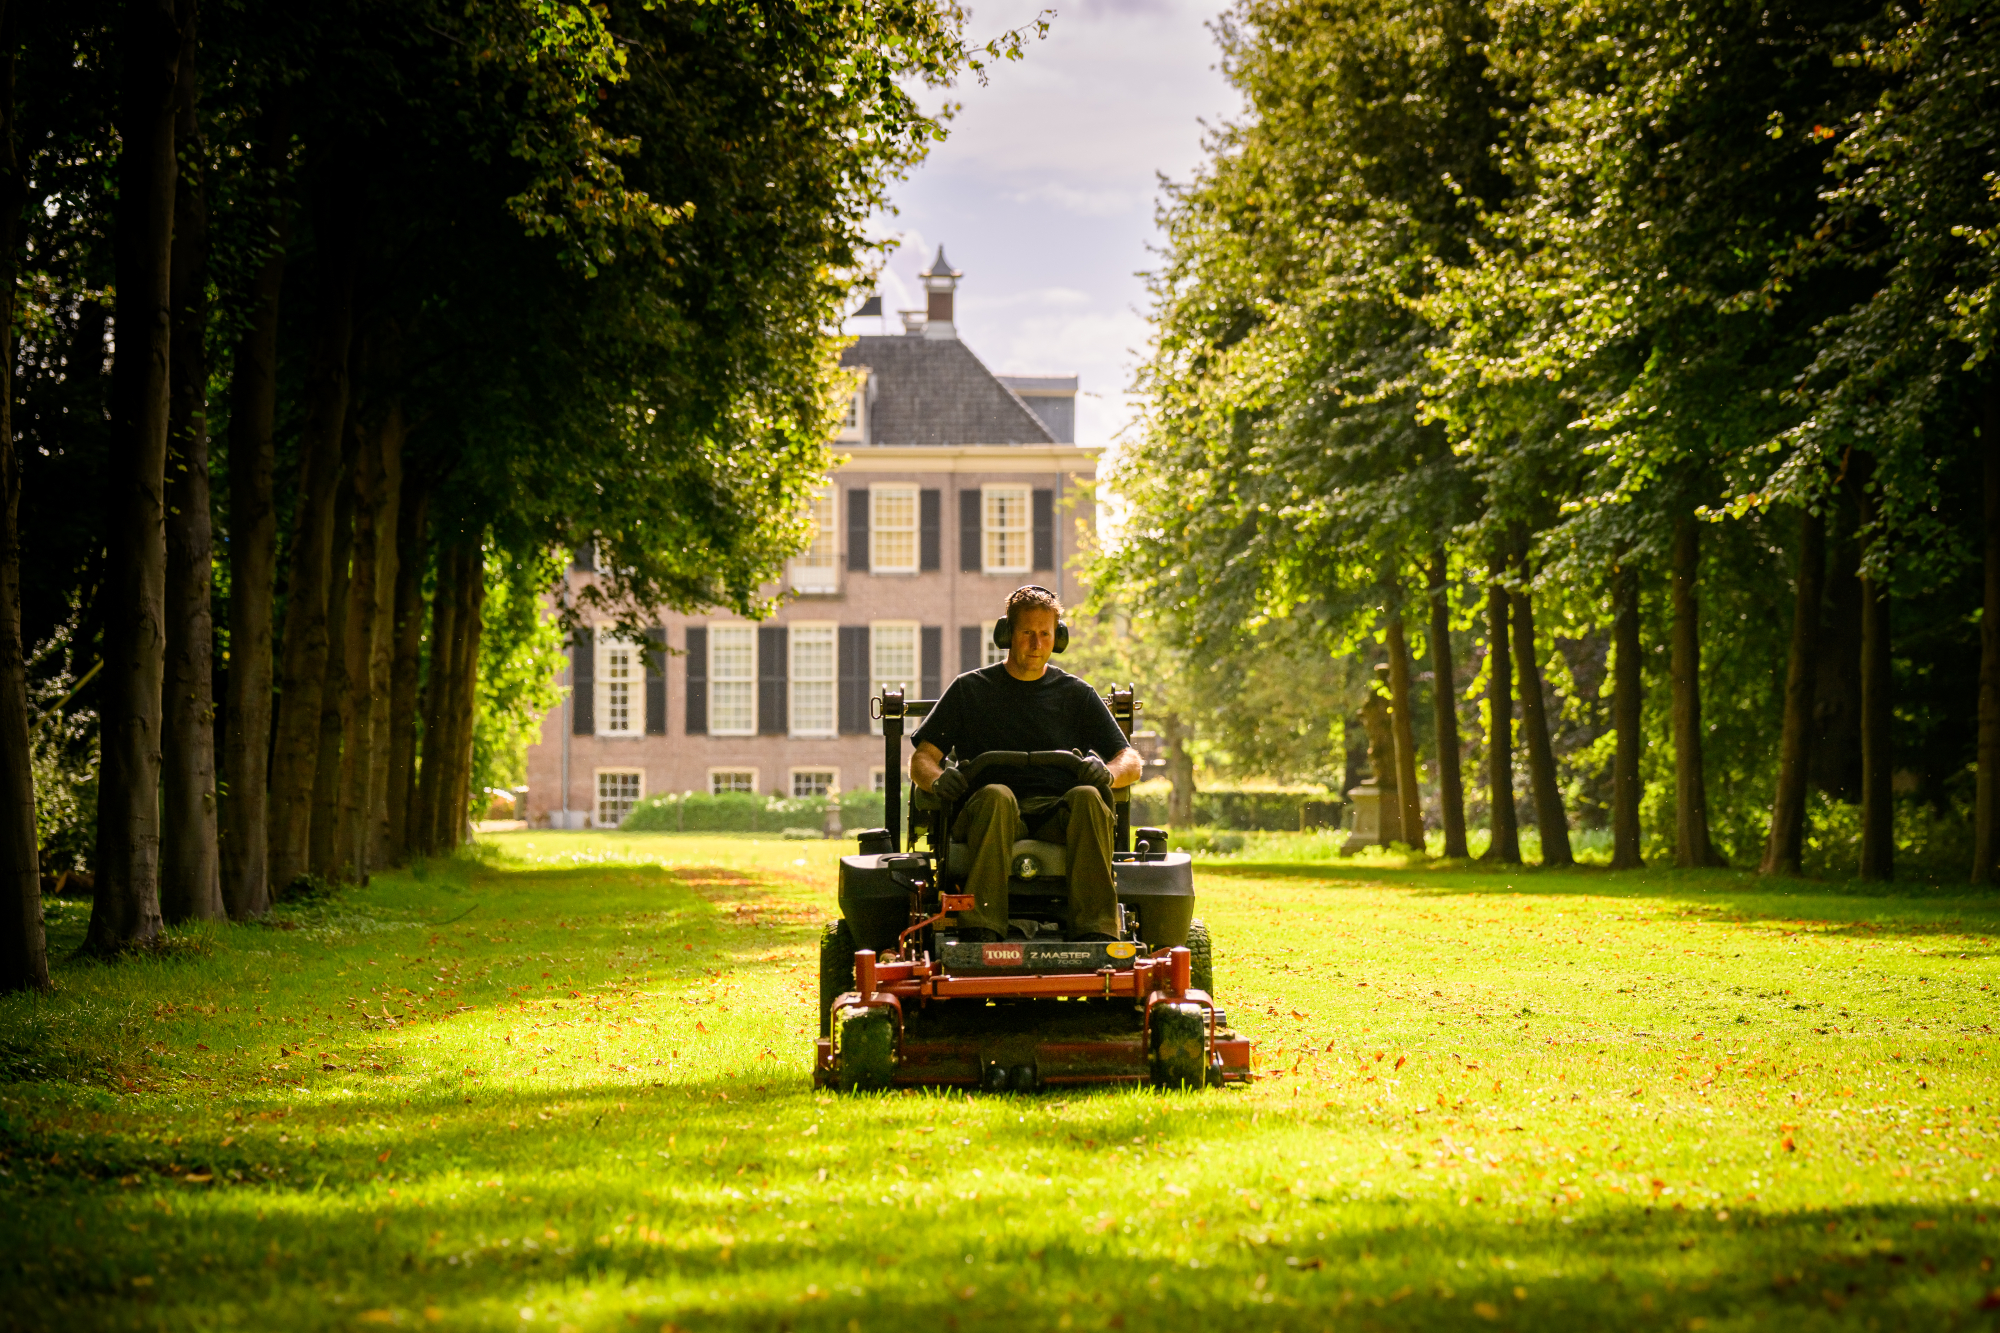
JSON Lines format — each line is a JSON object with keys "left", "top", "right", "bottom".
{"left": 840, "top": 335, "right": 1057, "bottom": 447}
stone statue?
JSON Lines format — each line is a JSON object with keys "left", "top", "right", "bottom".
{"left": 1343, "top": 674, "right": 1403, "bottom": 851}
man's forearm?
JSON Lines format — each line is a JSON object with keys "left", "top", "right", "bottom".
{"left": 911, "top": 743, "right": 946, "bottom": 791}
{"left": 1109, "top": 747, "right": 1143, "bottom": 789}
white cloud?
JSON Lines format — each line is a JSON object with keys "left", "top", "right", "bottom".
{"left": 854, "top": 0, "right": 1238, "bottom": 447}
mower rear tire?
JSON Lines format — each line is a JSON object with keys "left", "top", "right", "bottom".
{"left": 1150, "top": 1002, "right": 1207, "bottom": 1089}
{"left": 1187, "top": 918, "right": 1214, "bottom": 998}
{"left": 835, "top": 1005, "right": 897, "bottom": 1091}
{"left": 818, "top": 919, "right": 856, "bottom": 1037}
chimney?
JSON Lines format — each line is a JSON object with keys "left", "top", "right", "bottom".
{"left": 920, "top": 245, "right": 961, "bottom": 340}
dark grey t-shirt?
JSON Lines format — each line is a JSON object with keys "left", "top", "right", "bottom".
{"left": 910, "top": 664, "right": 1131, "bottom": 800}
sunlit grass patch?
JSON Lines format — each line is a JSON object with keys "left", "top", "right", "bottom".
{"left": 1, "top": 834, "right": 1995, "bottom": 1330}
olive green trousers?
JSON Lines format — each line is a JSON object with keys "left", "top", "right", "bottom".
{"left": 951, "top": 784, "right": 1119, "bottom": 938}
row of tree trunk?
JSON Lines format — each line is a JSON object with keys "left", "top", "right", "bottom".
{"left": 0, "top": 5, "right": 489, "bottom": 991}
{"left": 1373, "top": 497, "right": 1908, "bottom": 873}
{"left": 1377, "top": 433, "right": 2000, "bottom": 881}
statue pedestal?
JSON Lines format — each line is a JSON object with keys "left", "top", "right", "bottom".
{"left": 1341, "top": 781, "right": 1402, "bottom": 852}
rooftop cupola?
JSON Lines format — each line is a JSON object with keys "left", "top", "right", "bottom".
{"left": 920, "top": 245, "right": 962, "bottom": 340}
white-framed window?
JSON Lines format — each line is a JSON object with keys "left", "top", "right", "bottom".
{"left": 596, "top": 635, "right": 640, "bottom": 736}
{"left": 871, "top": 485, "right": 918, "bottom": 574}
{"left": 709, "top": 769, "right": 757, "bottom": 795}
{"left": 983, "top": 485, "right": 1031, "bottom": 573}
{"left": 791, "top": 769, "right": 837, "bottom": 798}
{"left": 790, "top": 622, "right": 837, "bottom": 738}
{"left": 870, "top": 767, "right": 887, "bottom": 793}
{"left": 789, "top": 486, "right": 838, "bottom": 594}
{"left": 870, "top": 621, "right": 918, "bottom": 737}
{"left": 983, "top": 637, "right": 1008, "bottom": 667}
{"left": 708, "top": 624, "right": 756, "bottom": 736}
{"left": 595, "top": 768, "right": 643, "bottom": 828}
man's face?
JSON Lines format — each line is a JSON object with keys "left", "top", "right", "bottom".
{"left": 1007, "top": 607, "right": 1057, "bottom": 677}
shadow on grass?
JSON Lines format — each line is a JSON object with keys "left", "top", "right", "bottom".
{"left": 8, "top": 1104, "right": 1992, "bottom": 1333}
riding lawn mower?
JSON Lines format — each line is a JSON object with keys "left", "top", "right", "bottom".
{"left": 814, "top": 686, "right": 1254, "bottom": 1092}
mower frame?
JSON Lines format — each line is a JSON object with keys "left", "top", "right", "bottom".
{"left": 813, "top": 685, "right": 1254, "bottom": 1091}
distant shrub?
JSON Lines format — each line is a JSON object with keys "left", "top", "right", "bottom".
{"left": 1128, "top": 785, "right": 1340, "bottom": 832}
{"left": 621, "top": 789, "right": 885, "bottom": 834}
{"left": 1173, "top": 829, "right": 1246, "bottom": 855}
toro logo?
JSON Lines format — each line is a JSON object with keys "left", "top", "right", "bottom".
{"left": 981, "top": 943, "right": 1025, "bottom": 967}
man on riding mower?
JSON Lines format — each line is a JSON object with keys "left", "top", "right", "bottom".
{"left": 909, "top": 586, "right": 1143, "bottom": 944}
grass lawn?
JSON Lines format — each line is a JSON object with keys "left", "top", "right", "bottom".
{"left": 2, "top": 833, "right": 1997, "bottom": 1331}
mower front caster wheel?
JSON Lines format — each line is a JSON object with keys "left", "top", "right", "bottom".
{"left": 834, "top": 1005, "right": 897, "bottom": 1091}
{"left": 1150, "top": 1002, "right": 1208, "bottom": 1089}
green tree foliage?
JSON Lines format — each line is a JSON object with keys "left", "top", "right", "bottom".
{"left": 1111, "top": 0, "right": 1997, "bottom": 877}
{"left": 6, "top": 0, "right": 1022, "bottom": 956}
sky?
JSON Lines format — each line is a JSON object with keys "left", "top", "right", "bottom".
{"left": 841, "top": 0, "right": 1240, "bottom": 451}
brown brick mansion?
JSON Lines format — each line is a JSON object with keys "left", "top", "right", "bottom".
{"left": 523, "top": 249, "right": 1099, "bottom": 828}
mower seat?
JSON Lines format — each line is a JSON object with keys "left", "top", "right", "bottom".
{"left": 944, "top": 838, "right": 1066, "bottom": 880}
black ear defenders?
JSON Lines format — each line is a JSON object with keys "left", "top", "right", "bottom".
{"left": 992, "top": 585, "right": 1069, "bottom": 654}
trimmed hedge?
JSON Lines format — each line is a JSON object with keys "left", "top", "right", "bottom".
{"left": 619, "top": 790, "right": 886, "bottom": 834}
{"left": 1128, "top": 788, "right": 1342, "bottom": 833}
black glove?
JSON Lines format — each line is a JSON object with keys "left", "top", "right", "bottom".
{"left": 931, "top": 765, "right": 970, "bottom": 803}
{"left": 1080, "top": 755, "right": 1114, "bottom": 802}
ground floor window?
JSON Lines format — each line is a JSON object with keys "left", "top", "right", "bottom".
{"left": 709, "top": 769, "right": 756, "bottom": 795}
{"left": 790, "top": 623, "right": 836, "bottom": 737}
{"left": 791, "top": 769, "right": 836, "bottom": 798}
{"left": 595, "top": 769, "right": 642, "bottom": 828}
{"left": 983, "top": 636, "right": 1007, "bottom": 667}
{"left": 870, "top": 767, "right": 887, "bottom": 793}
{"left": 870, "top": 622, "right": 918, "bottom": 736}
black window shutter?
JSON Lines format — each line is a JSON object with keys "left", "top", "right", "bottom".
{"left": 960, "top": 625, "right": 982, "bottom": 675}
{"left": 959, "top": 488, "right": 981, "bottom": 572}
{"left": 919, "top": 489, "right": 941, "bottom": 571}
{"left": 847, "top": 486, "right": 870, "bottom": 572}
{"left": 684, "top": 626, "right": 708, "bottom": 735}
{"left": 643, "top": 627, "right": 666, "bottom": 735}
{"left": 920, "top": 626, "right": 942, "bottom": 699}
{"left": 1032, "top": 488, "right": 1054, "bottom": 570}
{"left": 838, "top": 626, "right": 869, "bottom": 735}
{"left": 571, "top": 627, "right": 595, "bottom": 735}
{"left": 758, "top": 626, "right": 788, "bottom": 736}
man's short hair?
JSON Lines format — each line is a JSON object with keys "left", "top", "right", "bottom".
{"left": 1006, "top": 584, "right": 1064, "bottom": 629}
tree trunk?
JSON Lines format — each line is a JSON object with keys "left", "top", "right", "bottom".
{"left": 336, "top": 412, "right": 387, "bottom": 880}
{"left": 87, "top": 0, "right": 183, "bottom": 955}
{"left": 1426, "top": 549, "right": 1467, "bottom": 858}
{"left": 266, "top": 225, "right": 354, "bottom": 892}
{"left": 383, "top": 480, "right": 428, "bottom": 862}
{"left": 1511, "top": 580, "right": 1573, "bottom": 867}
{"left": 413, "top": 540, "right": 459, "bottom": 855}
{"left": 308, "top": 439, "right": 357, "bottom": 880}
{"left": 1384, "top": 605, "right": 1424, "bottom": 852}
{"left": 1669, "top": 512, "right": 1724, "bottom": 868}
{"left": 1481, "top": 561, "right": 1520, "bottom": 863}
{"left": 1977, "top": 380, "right": 2000, "bottom": 883}
{"left": 159, "top": 9, "right": 221, "bottom": 923}
{"left": 1161, "top": 710, "right": 1195, "bottom": 827}
{"left": 0, "top": 18, "right": 50, "bottom": 993}
{"left": 441, "top": 541, "right": 486, "bottom": 852}
{"left": 1812, "top": 503, "right": 1864, "bottom": 802}
{"left": 1610, "top": 561, "right": 1644, "bottom": 869}
{"left": 217, "top": 98, "right": 289, "bottom": 921}
{"left": 1858, "top": 472, "right": 1893, "bottom": 881}
{"left": 362, "top": 405, "right": 403, "bottom": 871}
{"left": 1760, "top": 506, "right": 1826, "bottom": 876}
